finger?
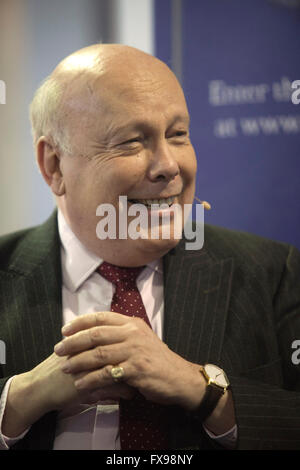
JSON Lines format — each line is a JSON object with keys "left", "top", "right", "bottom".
{"left": 54, "top": 324, "right": 128, "bottom": 356}
{"left": 74, "top": 363, "right": 129, "bottom": 391}
{"left": 61, "top": 311, "right": 129, "bottom": 337}
{"left": 61, "top": 343, "right": 129, "bottom": 374}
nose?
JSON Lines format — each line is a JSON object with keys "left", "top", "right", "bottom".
{"left": 147, "top": 141, "right": 180, "bottom": 182}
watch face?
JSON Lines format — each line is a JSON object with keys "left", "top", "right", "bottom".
{"left": 204, "top": 364, "right": 229, "bottom": 388}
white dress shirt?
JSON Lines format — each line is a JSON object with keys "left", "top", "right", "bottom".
{"left": 0, "top": 210, "right": 237, "bottom": 449}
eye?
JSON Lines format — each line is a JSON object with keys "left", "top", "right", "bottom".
{"left": 122, "top": 137, "right": 142, "bottom": 145}
{"left": 168, "top": 130, "right": 189, "bottom": 141}
{"left": 174, "top": 131, "right": 187, "bottom": 137}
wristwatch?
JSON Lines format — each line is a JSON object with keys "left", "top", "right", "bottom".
{"left": 196, "top": 363, "right": 230, "bottom": 422}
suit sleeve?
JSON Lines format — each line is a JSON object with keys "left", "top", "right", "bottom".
{"left": 229, "top": 244, "right": 300, "bottom": 450}
{"left": 0, "top": 377, "right": 30, "bottom": 449}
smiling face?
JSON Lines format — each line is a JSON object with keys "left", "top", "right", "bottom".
{"left": 43, "top": 46, "right": 197, "bottom": 266}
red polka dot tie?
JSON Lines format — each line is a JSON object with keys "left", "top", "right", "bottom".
{"left": 98, "top": 261, "right": 169, "bottom": 450}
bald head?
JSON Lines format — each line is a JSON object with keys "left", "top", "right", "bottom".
{"left": 54, "top": 43, "right": 161, "bottom": 75}
{"left": 30, "top": 44, "right": 181, "bottom": 156}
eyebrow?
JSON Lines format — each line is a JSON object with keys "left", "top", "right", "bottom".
{"left": 106, "top": 114, "right": 190, "bottom": 140}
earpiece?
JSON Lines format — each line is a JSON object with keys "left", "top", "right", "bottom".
{"left": 194, "top": 196, "right": 211, "bottom": 210}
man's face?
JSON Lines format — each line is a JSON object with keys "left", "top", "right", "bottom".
{"left": 57, "top": 58, "right": 197, "bottom": 266}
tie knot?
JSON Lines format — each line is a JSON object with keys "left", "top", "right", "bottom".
{"left": 98, "top": 261, "right": 144, "bottom": 287}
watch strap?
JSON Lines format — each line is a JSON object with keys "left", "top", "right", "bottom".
{"left": 195, "top": 383, "right": 224, "bottom": 422}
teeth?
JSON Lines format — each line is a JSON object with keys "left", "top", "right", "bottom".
{"left": 130, "top": 196, "right": 176, "bottom": 207}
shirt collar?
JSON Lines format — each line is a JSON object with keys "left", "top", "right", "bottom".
{"left": 57, "top": 210, "right": 163, "bottom": 293}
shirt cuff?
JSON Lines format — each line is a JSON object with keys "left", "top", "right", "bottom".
{"left": 203, "top": 423, "right": 238, "bottom": 449}
{"left": 0, "top": 376, "right": 30, "bottom": 449}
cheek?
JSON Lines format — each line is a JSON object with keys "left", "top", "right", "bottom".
{"left": 180, "top": 147, "right": 197, "bottom": 184}
{"left": 178, "top": 149, "right": 197, "bottom": 206}
{"left": 88, "top": 158, "right": 146, "bottom": 205}
{"left": 106, "top": 158, "right": 146, "bottom": 194}
{"left": 62, "top": 160, "right": 105, "bottom": 212}
{"left": 188, "top": 146, "right": 198, "bottom": 172}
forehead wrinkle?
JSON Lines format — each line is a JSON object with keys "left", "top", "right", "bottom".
{"left": 104, "top": 113, "right": 191, "bottom": 142}
{"left": 51, "top": 48, "right": 189, "bottom": 141}
{"left": 113, "top": 73, "right": 178, "bottom": 110}
{"left": 94, "top": 78, "right": 189, "bottom": 136}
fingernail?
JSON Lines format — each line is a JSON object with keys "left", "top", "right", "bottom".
{"left": 74, "top": 378, "right": 84, "bottom": 389}
{"left": 62, "top": 323, "right": 72, "bottom": 335}
{"left": 54, "top": 341, "right": 65, "bottom": 355}
{"left": 61, "top": 360, "right": 71, "bottom": 373}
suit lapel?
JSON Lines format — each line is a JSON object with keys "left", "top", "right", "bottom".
{"left": 3, "top": 211, "right": 63, "bottom": 372}
{"left": 163, "top": 238, "right": 234, "bottom": 366}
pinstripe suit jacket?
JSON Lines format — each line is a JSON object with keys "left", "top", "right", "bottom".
{"left": 0, "top": 211, "right": 300, "bottom": 450}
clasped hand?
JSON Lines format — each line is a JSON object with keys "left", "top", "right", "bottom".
{"left": 54, "top": 311, "right": 204, "bottom": 410}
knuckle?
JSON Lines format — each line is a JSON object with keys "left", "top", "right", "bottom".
{"left": 104, "top": 364, "right": 113, "bottom": 379}
{"left": 89, "top": 327, "right": 101, "bottom": 346}
{"left": 95, "top": 311, "right": 106, "bottom": 325}
{"left": 94, "top": 345, "right": 108, "bottom": 364}
{"left": 133, "top": 355, "right": 149, "bottom": 374}
{"left": 127, "top": 318, "right": 143, "bottom": 335}
{"left": 133, "top": 317, "right": 145, "bottom": 327}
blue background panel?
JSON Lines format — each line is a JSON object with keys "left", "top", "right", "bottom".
{"left": 155, "top": 0, "right": 300, "bottom": 249}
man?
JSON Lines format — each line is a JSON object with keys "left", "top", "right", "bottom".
{"left": 0, "top": 44, "right": 299, "bottom": 450}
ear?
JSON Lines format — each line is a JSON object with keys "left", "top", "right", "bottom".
{"left": 36, "top": 137, "right": 66, "bottom": 196}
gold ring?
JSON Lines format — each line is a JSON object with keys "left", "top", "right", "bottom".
{"left": 111, "top": 365, "right": 124, "bottom": 382}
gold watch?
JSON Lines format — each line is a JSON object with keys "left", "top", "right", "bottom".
{"left": 197, "top": 364, "right": 230, "bottom": 422}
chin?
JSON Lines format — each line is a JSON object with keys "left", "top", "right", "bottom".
{"left": 139, "top": 235, "right": 181, "bottom": 256}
